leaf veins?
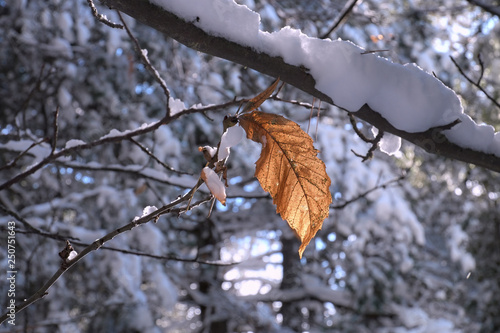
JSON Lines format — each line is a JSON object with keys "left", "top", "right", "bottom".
{"left": 238, "top": 111, "right": 332, "bottom": 258}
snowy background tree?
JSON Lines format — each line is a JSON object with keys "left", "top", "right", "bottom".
{"left": 1, "top": 0, "right": 499, "bottom": 332}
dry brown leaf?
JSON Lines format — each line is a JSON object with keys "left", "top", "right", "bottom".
{"left": 239, "top": 78, "right": 280, "bottom": 114}
{"left": 239, "top": 111, "right": 332, "bottom": 257}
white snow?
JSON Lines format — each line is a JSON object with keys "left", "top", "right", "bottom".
{"left": 372, "top": 129, "right": 401, "bottom": 156}
{"left": 169, "top": 96, "right": 186, "bottom": 116}
{"left": 447, "top": 224, "right": 476, "bottom": 273}
{"left": 149, "top": 0, "right": 500, "bottom": 157}
{"left": 201, "top": 166, "right": 226, "bottom": 204}
{"left": 142, "top": 205, "right": 158, "bottom": 216}
{"left": 99, "top": 123, "right": 153, "bottom": 139}
{"left": 67, "top": 250, "right": 78, "bottom": 261}
{"left": 444, "top": 114, "right": 500, "bottom": 156}
{"left": 218, "top": 125, "right": 246, "bottom": 161}
{"left": 200, "top": 145, "right": 217, "bottom": 159}
{"left": 65, "top": 139, "right": 86, "bottom": 149}
{"left": 149, "top": 0, "right": 260, "bottom": 47}
{"left": 134, "top": 205, "right": 158, "bottom": 221}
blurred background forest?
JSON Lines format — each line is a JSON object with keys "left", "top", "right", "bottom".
{"left": 1, "top": 0, "right": 499, "bottom": 332}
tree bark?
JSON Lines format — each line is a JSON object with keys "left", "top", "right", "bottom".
{"left": 100, "top": 0, "right": 500, "bottom": 173}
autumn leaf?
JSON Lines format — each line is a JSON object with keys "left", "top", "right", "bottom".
{"left": 239, "top": 78, "right": 280, "bottom": 114}
{"left": 239, "top": 111, "right": 332, "bottom": 258}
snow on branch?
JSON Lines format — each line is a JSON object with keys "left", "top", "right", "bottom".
{"left": 100, "top": 0, "right": 500, "bottom": 173}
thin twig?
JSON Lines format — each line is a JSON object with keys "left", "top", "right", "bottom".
{"left": 320, "top": 0, "right": 360, "bottom": 39}
{"left": 117, "top": 11, "right": 171, "bottom": 116}
{"left": 56, "top": 160, "right": 195, "bottom": 188}
{"left": 0, "top": 95, "right": 257, "bottom": 191}
{"left": 351, "top": 129, "right": 384, "bottom": 162}
{"left": 0, "top": 223, "right": 235, "bottom": 267}
{"left": 129, "top": 137, "right": 191, "bottom": 175}
{"left": 315, "top": 100, "right": 321, "bottom": 141}
{"left": 0, "top": 118, "right": 167, "bottom": 191}
{"left": 477, "top": 53, "right": 484, "bottom": 85}
{"left": 51, "top": 107, "right": 59, "bottom": 154}
{"left": 16, "top": 64, "right": 50, "bottom": 127}
{"left": 307, "top": 97, "right": 316, "bottom": 134}
{"left": 450, "top": 55, "right": 500, "bottom": 109}
{"left": 270, "top": 95, "right": 326, "bottom": 110}
{"left": 332, "top": 174, "right": 405, "bottom": 209}
{"left": 86, "top": 0, "right": 123, "bottom": 29}
{"left": 275, "top": 81, "right": 286, "bottom": 96}
{"left": 96, "top": 244, "right": 238, "bottom": 266}
{"left": 0, "top": 178, "right": 212, "bottom": 324}
{"left": 360, "top": 49, "right": 390, "bottom": 55}
{"left": 0, "top": 204, "right": 79, "bottom": 241}
{"left": 348, "top": 113, "right": 372, "bottom": 143}
{"left": 0, "top": 138, "right": 49, "bottom": 171}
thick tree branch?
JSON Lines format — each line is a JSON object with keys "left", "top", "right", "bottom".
{"left": 466, "top": 0, "right": 500, "bottom": 18}
{"left": 99, "top": 0, "right": 500, "bottom": 173}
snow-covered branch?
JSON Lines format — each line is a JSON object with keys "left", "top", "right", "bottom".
{"left": 0, "top": 181, "right": 211, "bottom": 324}
{"left": 100, "top": 0, "right": 500, "bottom": 173}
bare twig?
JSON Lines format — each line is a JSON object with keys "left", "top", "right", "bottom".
{"left": 351, "top": 129, "right": 384, "bottom": 162}
{"left": 320, "top": 0, "right": 360, "bottom": 39}
{"left": 171, "top": 98, "right": 244, "bottom": 119}
{"left": 0, "top": 138, "right": 49, "bottom": 171}
{"left": 270, "top": 95, "right": 326, "bottom": 110}
{"left": 50, "top": 107, "right": 59, "bottom": 154}
{"left": 477, "top": 53, "right": 484, "bottom": 85}
{"left": 0, "top": 224, "right": 236, "bottom": 267}
{"left": 96, "top": 243, "right": 238, "bottom": 266}
{"left": 360, "top": 49, "right": 390, "bottom": 55}
{"left": 129, "top": 137, "right": 191, "bottom": 175}
{"left": 0, "top": 204, "right": 79, "bottom": 241}
{"left": 117, "top": 11, "right": 171, "bottom": 116}
{"left": 332, "top": 174, "right": 405, "bottom": 209}
{"left": 349, "top": 112, "right": 384, "bottom": 161}
{"left": 450, "top": 55, "right": 500, "bottom": 109}
{"left": 0, "top": 94, "right": 262, "bottom": 191}
{"left": 0, "top": 178, "right": 214, "bottom": 324}
{"left": 349, "top": 112, "right": 372, "bottom": 143}
{"left": 315, "top": 100, "right": 321, "bottom": 142}
{"left": 86, "top": 0, "right": 124, "bottom": 29}
{"left": 16, "top": 64, "right": 50, "bottom": 128}
{"left": 275, "top": 80, "right": 286, "bottom": 96}
{"left": 0, "top": 119, "right": 166, "bottom": 191}
{"left": 307, "top": 97, "right": 316, "bottom": 134}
